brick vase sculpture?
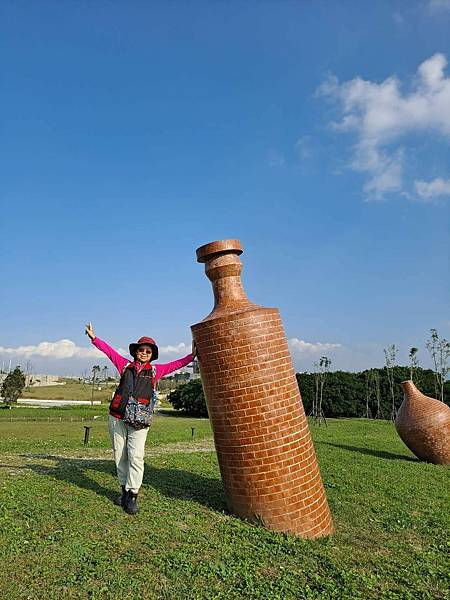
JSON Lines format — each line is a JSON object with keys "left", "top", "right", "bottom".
{"left": 395, "top": 380, "right": 450, "bottom": 465}
{"left": 191, "top": 239, "right": 333, "bottom": 538}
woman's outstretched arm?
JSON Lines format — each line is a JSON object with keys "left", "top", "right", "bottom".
{"left": 154, "top": 341, "right": 197, "bottom": 380}
{"left": 85, "top": 322, "right": 129, "bottom": 374}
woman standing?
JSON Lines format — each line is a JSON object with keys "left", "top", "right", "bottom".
{"left": 85, "top": 322, "right": 195, "bottom": 515}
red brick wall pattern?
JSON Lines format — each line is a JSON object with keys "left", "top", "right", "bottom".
{"left": 396, "top": 380, "right": 450, "bottom": 465}
{"left": 191, "top": 240, "right": 333, "bottom": 538}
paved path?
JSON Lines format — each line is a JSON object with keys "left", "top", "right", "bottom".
{"left": 15, "top": 398, "right": 102, "bottom": 407}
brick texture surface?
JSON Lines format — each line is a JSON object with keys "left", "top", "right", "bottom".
{"left": 191, "top": 240, "right": 333, "bottom": 538}
{"left": 395, "top": 380, "right": 450, "bottom": 465}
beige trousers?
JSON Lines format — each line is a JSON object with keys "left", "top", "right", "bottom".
{"left": 108, "top": 415, "right": 150, "bottom": 494}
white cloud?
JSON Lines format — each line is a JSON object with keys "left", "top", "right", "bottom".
{"left": 356, "top": 146, "right": 404, "bottom": 199}
{"left": 0, "top": 339, "right": 194, "bottom": 361}
{"left": 318, "top": 53, "right": 450, "bottom": 199}
{"left": 0, "top": 339, "right": 103, "bottom": 360}
{"left": 414, "top": 177, "right": 450, "bottom": 199}
{"left": 288, "top": 338, "right": 342, "bottom": 354}
{"left": 428, "top": 0, "right": 450, "bottom": 14}
{"left": 159, "top": 342, "right": 191, "bottom": 355}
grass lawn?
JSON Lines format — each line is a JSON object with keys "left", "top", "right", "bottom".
{"left": 21, "top": 381, "right": 116, "bottom": 403}
{"left": 19, "top": 381, "right": 173, "bottom": 407}
{"left": 0, "top": 404, "right": 110, "bottom": 422}
{"left": 0, "top": 414, "right": 448, "bottom": 599}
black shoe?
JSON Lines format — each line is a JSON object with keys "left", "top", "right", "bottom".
{"left": 124, "top": 492, "right": 139, "bottom": 515}
{"left": 114, "top": 486, "right": 126, "bottom": 506}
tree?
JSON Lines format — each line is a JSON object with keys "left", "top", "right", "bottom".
{"left": 308, "top": 362, "right": 320, "bottom": 420}
{"left": 1, "top": 367, "right": 26, "bottom": 407}
{"left": 384, "top": 344, "right": 398, "bottom": 421}
{"left": 363, "top": 370, "right": 372, "bottom": 418}
{"left": 24, "top": 360, "right": 33, "bottom": 389}
{"left": 310, "top": 356, "right": 331, "bottom": 426}
{"left": 426, "top": 329, "right": 450, "bottom": 403}
{"left": 408, "top": 347, "right": 420, "bottom": 384}
{"left": 409, "top": 348, "right": 417, "bottom": 380}
{"left": 168, "top": 379, "right": 207, "bottom": 417}
{"left": 91, "top": 365, "right": 101, "bottom": 406}
{"left": 102, "top": 366, "right": 108, "bottom": 382}
{"left": 371, "top": 370, "right": 384, "bottom": 420}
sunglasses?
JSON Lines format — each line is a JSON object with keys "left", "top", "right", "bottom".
{"left": 136, "top": 347, "right": 152, "bottom": 354}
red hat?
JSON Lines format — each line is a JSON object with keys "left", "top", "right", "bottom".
{"left": 129, "top": 336, "right": 159, "bottom": 360}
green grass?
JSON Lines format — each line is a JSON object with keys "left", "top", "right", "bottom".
{"left": 0, "top": 417, "right": 448, "bottom": 599}
{"left": 0, "top": 411, "right": 211, "bottom": 452}
{"left": 0, "top": 404, "right": 110, "bottom": 421}
{"left": 21, "top": 381, "right": 115, "bottom": 402}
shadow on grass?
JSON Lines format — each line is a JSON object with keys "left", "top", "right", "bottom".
{"left": 143, "top": 465, "right": 226, "bottom": 511}
{"left": 321, "top": 442, "right": 417, "bottom": 462}
{"left": 18, "top": 454, "right": 226, "bottom": 511}
{"left": 155, "top": 408, "right": 208, "bottom": 419}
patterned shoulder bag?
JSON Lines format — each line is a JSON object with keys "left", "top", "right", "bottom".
{"left": 123, "top": 365, "right": 157, "bottom": 430}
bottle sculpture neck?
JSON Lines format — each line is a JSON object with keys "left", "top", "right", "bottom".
{"left": 401, "top": 380, "right": 417, "bottom": 398}
{"left": 401, "top": 380, "right": 433, "bottom": 404}
{"left": 196, "top": 239, "right": 258, "bottom": 320}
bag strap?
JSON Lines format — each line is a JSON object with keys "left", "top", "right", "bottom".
{"left": 151, "top": 364, "right": 157, "bottom": 388}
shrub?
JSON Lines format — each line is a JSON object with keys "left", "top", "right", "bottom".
{"left": 167, "top": 379, "right": 208, "bottom": 417}
{"left": 1, "top": 367, "right": 26, "bottom": 406}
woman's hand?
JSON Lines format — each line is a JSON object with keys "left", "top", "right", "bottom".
{"left": 191, "top": 340, "right": 197, "bottom": 359}
{"left": 85, "top": 322, "right": 96, "bottom": 341}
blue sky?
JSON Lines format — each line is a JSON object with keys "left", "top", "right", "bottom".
{"left": 1, "top": 1, "right": 449, "bottom": 376}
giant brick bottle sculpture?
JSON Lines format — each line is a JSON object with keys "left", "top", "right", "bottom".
{"left": 191, "top": 239, "right": 333, "bottom": 538}
{"left": 395, "top": 380, "right": 450, "bottom": 465}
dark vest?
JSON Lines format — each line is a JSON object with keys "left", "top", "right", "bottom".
{"left": 110, "top": 363, "right": 155, "bottom": 419}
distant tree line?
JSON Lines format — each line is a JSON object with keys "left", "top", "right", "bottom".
{"left": 296, "top": 366, "right": 450, "bottom": 418}
{"left": 168, "top": 365, "right": 449, "bottom": 418}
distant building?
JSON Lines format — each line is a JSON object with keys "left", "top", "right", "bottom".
{"left": 0, "top": 373, "right": 61, "bottom": 387}
{"left": 190, "top": 358, "right": 201, "bottom": 379}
